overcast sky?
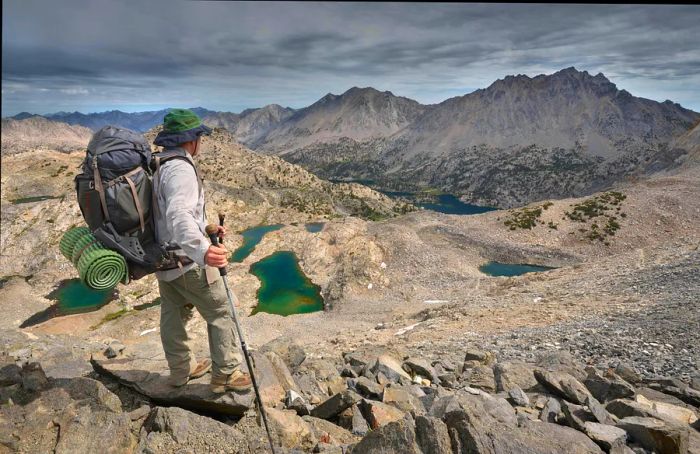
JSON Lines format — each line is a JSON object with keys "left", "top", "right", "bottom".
{"left": 2, "top": 1, "right": 699, "bottom": 116}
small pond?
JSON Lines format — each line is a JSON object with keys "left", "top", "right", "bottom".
{"left": 20, "top": 279, "right": 118, "bottom": 327}
{"left": 479, "top": 262, "right": 556, "bottom": 277}
{"left": 249, "top": 251, "right": 324, "bottom": 316}
{"left": 383, "top": 191, "right": 496, "bottom": 215}
{"left": 305, "top": 222, "right": 325, "bottom": 233}
{"left": 9, "top": 195, "right": 63, "bottom": 205}
{"left": 229, "top": 224, "right": 284, "bottom": 263}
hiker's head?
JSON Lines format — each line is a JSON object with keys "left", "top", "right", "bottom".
{"left": 153, "top": 108, "right": 212, "bottom": 156}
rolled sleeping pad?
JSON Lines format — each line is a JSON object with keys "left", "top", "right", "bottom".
{"left": 77, "top": 248, "right": 127, "bottom": 290}
{"left": 70, "top": 231, "right": 101, "bottom": 265}
{"left": 60, "top": 227, "right": 127, "bottom": 290}
{"left": 59, "top": 226, "right": 91, "bottom": 260}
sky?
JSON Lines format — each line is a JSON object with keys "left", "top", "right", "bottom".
{"left": 2, "top": 1, "right": 699, "bottom": 116}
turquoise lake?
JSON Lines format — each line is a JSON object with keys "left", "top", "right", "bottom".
{"left": 479, "top": 262, "right": 555, "bottom": 277}
{"left": 249, "top": 251, "right": 324, "bottom": 316}
{"left": 305, "top": 222, "right": 325, "bottom": 233}
{"left": 230, "top": 224, "right": 284, "bottom": 263}
{"left": 20, "top": 279, "right": 117, "bottom": 327}
{"left": 382, "top": 191, "right": 496, "bottom": 215}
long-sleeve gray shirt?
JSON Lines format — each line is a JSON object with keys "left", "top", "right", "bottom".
{"left": 153, "top": 148, "right": 209, "bottom": 282}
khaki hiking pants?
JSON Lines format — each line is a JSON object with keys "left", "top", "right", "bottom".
{"left": 157, "top": 265, "right": 242, "bottom": 382}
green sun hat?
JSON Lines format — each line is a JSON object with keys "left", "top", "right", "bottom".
{"left": 154, "top": 108, "right": 212, "bottom": 147}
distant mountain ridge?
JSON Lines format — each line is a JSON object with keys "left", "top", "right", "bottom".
{"left": 203, "top": 104, "right": 295, "bottom": 146}
{"left": 253, "top": 68, "right": 700, "bottom": 207}
{"left": 0, "top": 117, "right": 93, "bottom": 155}
{"left": 7, "top": 67, "right": 699, "bottom": 207}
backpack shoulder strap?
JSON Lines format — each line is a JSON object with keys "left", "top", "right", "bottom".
{"left": 151, "top": 149, "right": 203, "bottom": 195}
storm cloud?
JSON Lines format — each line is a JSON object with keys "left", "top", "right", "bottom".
{"left": 2, "top": 1, "right": 699, "bottom": 115}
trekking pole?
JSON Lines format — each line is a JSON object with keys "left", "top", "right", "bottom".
{"left": 218, "top": 213, "right": 225, "bottom": 243}
{"left": 205, "top": 224, "right": 277, "bottom": 454}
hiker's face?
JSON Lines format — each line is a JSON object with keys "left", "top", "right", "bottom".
{"left": 193, "top": 137, "right": 202, "bottom": 157}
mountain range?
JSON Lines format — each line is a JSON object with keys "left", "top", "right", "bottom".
{"left": 8, "top": 67, "right": 699, "bottom": 207}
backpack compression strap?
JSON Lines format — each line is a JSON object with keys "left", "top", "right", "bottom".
{"left": 92, "top": 159, "right": 111, "bottom": 223}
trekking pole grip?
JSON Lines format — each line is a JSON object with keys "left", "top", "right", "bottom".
{"left": 205, "top": 224, "right": 227, "bottom": 276}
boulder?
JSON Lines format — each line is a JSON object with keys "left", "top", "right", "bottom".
{"left": 463, "top": 349, "right": 495, "bottom": 368}
{"left": 614, "top": 363, "right": 641, "bottom": 385}
{"left": 403, "top": 358, "right": 439, "bottom": 383}
{"left": 344, "top": 351, "right": 371, "bottom": 368}
{"left": 0, "top": 370, "right": 134, "bottom": 454}
{"left": 302, "top": 415, "right": 361, "bottom": 445}
{"left": 139, "top": 406, "right": 250, "bottom": 453}
{"left": 415, "top": 415, "right": 452, "bottom": 454}
{"left": 104, "top": 340, "right": 125, "bottom": 359}
{"left": 429, "top": 394, "right": 464, "bottom": 419}
{"left": 260, "top": 336, "right": 307, "bottom": 372}
{"left": 507, "top": 386, "right": 530, "bottom": 407}
{"left": 0, "top": 363, "right": 22, "bottom": 386}
{"left": 354, "top": 376, "right": 384, "bottom": 399}
{"left": 251, "top": 351, "right": 292, "bottom": 407}
{"left": 535, "top": 351, "right": 586, "bottom": 380}
{"left": 351, "top": 416, "right": 422, "bottom": 454}
{"left": 52, "top": 376, "right": 123, "bottom": 413}
{"left": 310, "top": 390, "right": 361, "bottom": 420}
{"left": 370, "top": 355, "right": 412, "bottom": 383}
{"left": 540, "top": 397, "right": 562, "bottom": 423}
{"left": 561, "top": 400, "right": 596, "bottom": 432}
{"left": 286, "top": 389, "right": 311, "bottom": 416}
{"left": 383, "top": 384, "right": 426, "bottom": 415}
{"left": 583, "top": 422, "right": 627, "bottom": 451}
{"left": 264, "top": 351, "right": 301, "bottom": 394}
{"left": 617, "top": 416, "right": 689, "bottom": 454}
{"left": 584, "top": 369, "right": 635, "bottom": 403}
{"left": 338, "top": 404, "right": 370, "bottom": 436}
{"left": 444, "top": 408, "right": 603, "bottom": 453}
{"left": 635, "top": 394, "right": 698, "bottom": 425}
{"left": 646, "top": 380, "right": 700, "bottom": 407}
{"left": 358, "top": 398, "right": 406, "bottom": 429}
{"left": 266, "top": 408, "right": 317, "bottom": 451}
{"left": 586, "top": 396, "right": 618, "bottom": 425}
{"left": 493, "top": 361, "right": 540, "bottom": 393}
{"left": 461, "top": 365, "right": 496, "bottom": 392}
{"left": 534, "top": 369, "right": 592, "bottom": 404}
{"left": 20, "top": 362, "right": 49, "bottom": 392}
{"left": 91, "top": 352, "right": 255, "bottom": 416}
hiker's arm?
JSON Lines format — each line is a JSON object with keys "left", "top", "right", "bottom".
{"left": 161, "top": 162, "right": 210, "bottom": 266}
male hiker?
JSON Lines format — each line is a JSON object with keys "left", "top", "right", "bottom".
{"left": 152, "top": 108, "right": 252, "bottom": 392}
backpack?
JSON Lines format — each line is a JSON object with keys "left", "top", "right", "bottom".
{"left": 74, "top": 125, "right": 199, "bottom": 281}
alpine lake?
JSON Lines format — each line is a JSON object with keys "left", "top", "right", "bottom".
{"left": 479, "top": 262, "right": 555, "bottom": 277}
{"left": 21, "top": 279, "right": 117, "bottom": 327}
{"left": 229, "top": 223, "right": 325, "bottom": 317}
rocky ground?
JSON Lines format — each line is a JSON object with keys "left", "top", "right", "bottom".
{"left": 0, "top": 129, "right": 699, "bottom": 452}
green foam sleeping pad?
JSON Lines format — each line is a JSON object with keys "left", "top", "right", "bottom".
{"left": 59, "top": 227, "right": 91, "bottom": 259}
{"left": 77, "top": 248, "right": 127, "bottom": 290}
{"left": 60, "top": 227, "right": 127, "bottom": 290}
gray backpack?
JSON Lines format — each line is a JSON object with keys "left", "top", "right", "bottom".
{"left": 74, "top": 125, "right": 200, "bottom": 280}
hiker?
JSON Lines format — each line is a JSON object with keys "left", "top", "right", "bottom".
{"left": 152, "top": 108, "right": 252, "bottom": 392}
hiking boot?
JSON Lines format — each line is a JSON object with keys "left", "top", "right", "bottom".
{"left": 210, "top": 369, "right": 253, "bottom": 393}
{"left": 168, "top": 358, "right": 212, "bottom": 387}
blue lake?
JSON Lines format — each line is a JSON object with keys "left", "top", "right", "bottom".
{"left": 249, "top": 251, "right": 324, "bottom": 316}
{"left": 380, "top": 191, "right": 496, "bottom": 215}
{"left": 305, "top": 222, "right": 325, "bottom": 233}
{"left": 479, "top": 262, "right": 555, "bottom": 277}
{"left": 230, "top": 224, "right": 284, "bottom": 263}
{"left": 20, "top": 279, "right": 117, "bottom": 327}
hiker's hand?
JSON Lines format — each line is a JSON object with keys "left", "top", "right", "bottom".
{"left": 216, "top": 225, "right": 227, "bottom": 240}
{"left": 205, "top": 245, "right": 228, "bottom": 268}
